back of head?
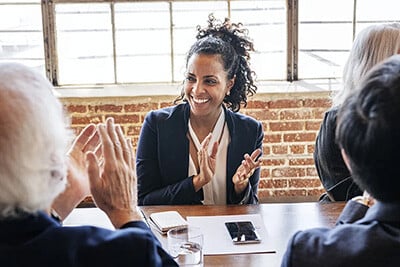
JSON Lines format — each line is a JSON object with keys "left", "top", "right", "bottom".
{"left": 334, "top": 23, "right": 400, "bottom": 106}
{"left": 336, "top": 54, "right": 400, "bottom": 202}
{"left": 0, "top": 63, "right": 70, "bottom": 218}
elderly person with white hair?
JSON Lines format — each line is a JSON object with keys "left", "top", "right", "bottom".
{"left": 0, "top": 63, "right": 177, "bottom": 267}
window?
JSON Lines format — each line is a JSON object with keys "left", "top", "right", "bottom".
{"left": 298, "top": 0, "right": 400, "bottom": 81}
{"left": 0, "top": 0, "right": 399, "bottom": 87}
{"left": 0, "top": 0, "right": 44, "bottom": 76}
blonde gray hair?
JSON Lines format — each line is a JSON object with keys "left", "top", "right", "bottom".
{"left": 0, "top": 63, "right": 72, "bottom": 218}
{"left": 333, "top": 23, "right": 400, "bottom": 107}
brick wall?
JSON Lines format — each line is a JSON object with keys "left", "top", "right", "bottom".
{"left": 60, "top": 90, "right": 332, "bottom": 202}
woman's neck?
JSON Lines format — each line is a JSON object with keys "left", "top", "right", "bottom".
{"left": 189, "top": 107, "right": 223, "bottom": 140}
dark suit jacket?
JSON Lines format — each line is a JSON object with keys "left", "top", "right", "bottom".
{"left": 314, "top": 107, "right": 362, "bottom": 201}
{"left": 0, "top": 211, "right": 177, "bottom": 267}
{"left": 136, "top": 103, "right": 264, "bottom": 205}
{"left": 281, "top": 200, "right": 400, "bottom": 267}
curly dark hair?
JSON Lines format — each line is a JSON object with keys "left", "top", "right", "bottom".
{"left": 174, "top": 14, "right": 257, "bottom": 112}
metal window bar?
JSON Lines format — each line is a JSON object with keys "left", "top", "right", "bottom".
{"left": 42, "top": 0, "right": 58, "bottom": 85}
{"left": 287, "top": 0, "right": 297, "bottom": 82}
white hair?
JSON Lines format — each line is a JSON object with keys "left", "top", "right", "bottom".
{"left": 333, "top": 23, "right": 400, "bottom": 107}
{"left": 0, "top": 63, "right": 72, "bottom": 218}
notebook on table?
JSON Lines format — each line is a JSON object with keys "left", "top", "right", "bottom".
{"left": 149, "top": 211, "right": 188, "bottom": 234}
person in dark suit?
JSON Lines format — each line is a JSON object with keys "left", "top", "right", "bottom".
{"left": 137, "top": 15, "right": 263, "bottom": 205}
{"left": 0, "top": 63, "right": 177, "bottom": 267}
{"left": 281, "top": 54, "right": 400, "bottom": 267}
{"left": 314, "top": 23, "right": 400, "bottom": 201}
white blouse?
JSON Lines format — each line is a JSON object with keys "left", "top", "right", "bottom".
{"left": 188, "top": 109, "right": 230, "bottom": 205}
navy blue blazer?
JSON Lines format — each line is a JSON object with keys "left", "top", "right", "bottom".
{"left": 136, "top": 103, "right": 264, "bottom": 205}
{"left": 0, "top": 211, "right": 177, "bottom": 267}
{"left": 314, "top": 107, "right": 362, "bottom": 201}
{"left": 281, "top": 200, "right": 400, "bottom": 267}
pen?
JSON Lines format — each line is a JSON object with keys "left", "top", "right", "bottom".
{"left": 138, "top": 207, "right": 150, "bottom": 228}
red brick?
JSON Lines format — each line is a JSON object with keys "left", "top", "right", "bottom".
{"left": 290, "top": 145, "right": 305, "bottom": 154}
{"left": 280, "top": 110, "right": 313, "bottom": 120}
{"left": 269, "top": 121, "right": 304, "bottom": 132}
{"left": 273, "top": 189, "right": 308, "bottom": 197}
{"left": 313, "top": 109, "right": 328, "bottom": 119}
{"left": 257, "top": 189, "right": 274, "bottom": 199}
{"left": 289, "top": 178, "right": 322, "bottom": 188}
{"left": 260, "top": 168, "right": 270, "bottom": 178}
{"left": 246, "top": 100, "right": 268, "bottom": 109}
{"left": 262, "top": 145, "right": 271, "bottom": 155}
{"left": 307, "top": 188, "right": 325, "bottom": 196}
{"left": 261, "top": 158, "right": 285, "bottom": 166}
{"left": 125, "top": 103, "right": 159, "bottom": 112}
{"left": 271, "top": 167, "right": 306, "bottom": 178}
{"left": 289, "top": 158, "right": 314, "bottom": 166}
{"left": 88, "top": 104, "right": 123, "bottom": 113}
{"left": 303, "top": 98, "right": 332, "bottom": 108}
{"left": 306, "top": 167, "right": 318, "bottom": 176}
{"left": 246, "top": 110, "right": 279, "bottom": 120}
{"left": 109, "top": 114, "right": 140, "bottom": 124}
{"left": 66, "top": 104, "right": 87, "bottom": 113}
{"left": 160, "top": 101, "right": 176, "bottom": 108}
{"left": 259, "top": 178, "right": 288, "bottom": 188}
{"left": 305, "top": 121, "right": 322, "bottom": 131}
{"left": 283, "top": 132, "right": 316, "bottom": 142}
{"left": 268, "top": 99, "right": 303, "bottom": 109}
{"left": 261, "top": 121, "right": 268, "bottom": 131}
{"left": 264, "top": 134, "right": 282, "bottom": 143}
{"left": 126, "top": 125, "right": 143, "bottom": 136}
{"left": 272, "top": 145, "right": 288, "bottom": 154}
{"left": 130, "top": 136, "right": 139, "bottom": 148}
{"left": 71, "top": 116, "right": 102, "bottom": 125}
{"left": 307, "top": 144, "right": 315, "bottom": 154}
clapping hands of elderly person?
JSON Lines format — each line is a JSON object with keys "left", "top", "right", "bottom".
{"left": 51, "top": 123, "right": 100, "bottom": 220}
{"left": 86, "top": 117, "right": 142, "bottom": 229}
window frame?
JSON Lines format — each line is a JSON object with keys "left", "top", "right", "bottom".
{"left": 39, "top": 0, "right": 398, "bottom": 87}
{"left": 42, "top": 0, "right": 293, "bottom": 86}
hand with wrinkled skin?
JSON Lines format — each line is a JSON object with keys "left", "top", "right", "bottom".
{"left": 192, "top": 133, "right": 219, "bottom": 192}
{"left": 232, "top": 148, "right": 262, "bottom": 194}
{"left": 86, "top": 117, "right": 141, "bottom": 229}
{"left": 52, "top": 123, "right": 100, "bottom": 220}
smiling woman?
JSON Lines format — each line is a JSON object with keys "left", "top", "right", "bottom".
{"left": 136, "top": 15, "right": 264, "bottom": 206}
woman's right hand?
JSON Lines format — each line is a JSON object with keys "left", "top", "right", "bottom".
{"left": 193, "top": 133, "right": 219, "bottom": 191}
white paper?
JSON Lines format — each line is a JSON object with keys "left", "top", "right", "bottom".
{"left": 63, "top": 208, "right": 114, "bottom": 230}
{"left": 187, "top": 214, "right": 276, "bottom": 255}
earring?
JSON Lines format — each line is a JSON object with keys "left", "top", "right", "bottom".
{"left": 226, "top": 91, "right": 230, "bottom": 96}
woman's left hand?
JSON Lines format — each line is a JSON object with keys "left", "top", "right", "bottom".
{"left": 232, "top": 148, "right": 262, "bottom": 194}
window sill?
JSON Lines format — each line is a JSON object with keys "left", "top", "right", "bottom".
{"left": 54, "top": 79, "right": 341, "bottom": 98}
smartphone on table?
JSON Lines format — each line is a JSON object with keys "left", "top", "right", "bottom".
{"left": 225, "top": 221, "right": 261, "bottom": 244}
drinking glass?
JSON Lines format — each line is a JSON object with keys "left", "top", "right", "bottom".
{"left": 167, "top": 226, "right": 203, "bottom": 266}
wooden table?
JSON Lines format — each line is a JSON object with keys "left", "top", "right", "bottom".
{"left": 139, "top": 202, "right": 345, "bottom": 267}
{"left": 64, "top": 202, "right": 345, "bottom": 266}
